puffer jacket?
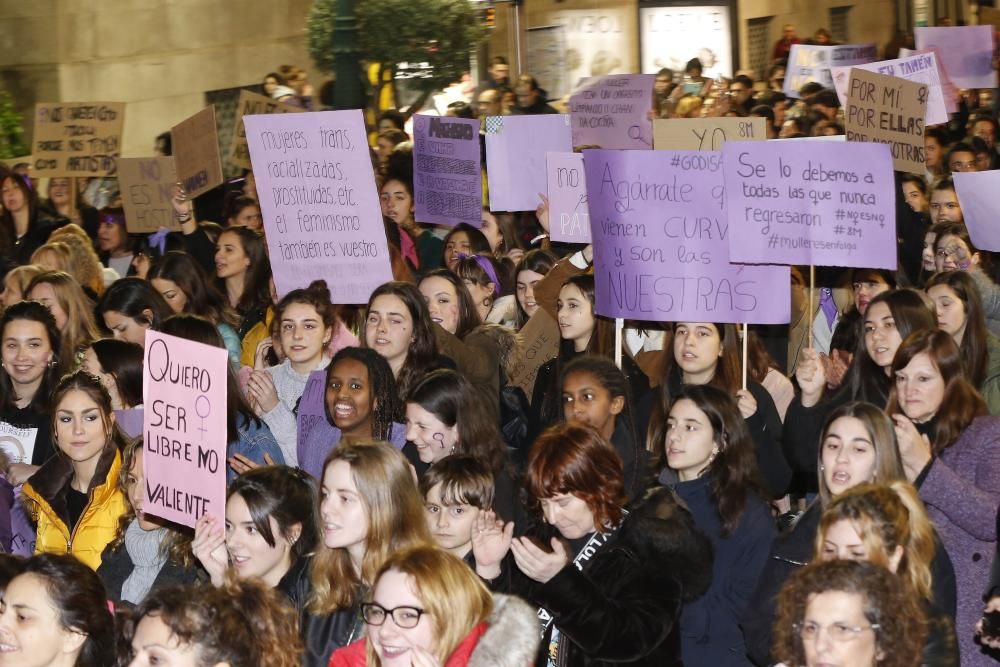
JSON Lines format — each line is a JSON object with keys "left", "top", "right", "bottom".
{"left": 22, "top": 445, "right": 127, "bottom": 570}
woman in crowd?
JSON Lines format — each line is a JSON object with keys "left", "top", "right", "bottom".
{"left": 901, "top": 173, "right": 929, "bottom": 213}
{"left": 328, "top": 545, "right": 539, "bottom": 667}
{"left": 774, "top": 559, "right": 927, "bottom": 667}
{"left": 0, "top": 263, "right": 44, "bottom": 310}
{"left": 513, "top": 248, "right": 556, "bottom": 328}
{"left": 215, "top": 225, "right": 272, "bottom": 342}
{"left": 380, "top": 170, "right": 442, "bottom": 276}
{"left": 480, "top": 208, "right": 525, "bottom": 265}
{"left": 96, "top": 277, "right": 173, "bottom": 347}
{"left": 454, "top": 253, "right": 517, "bottom": 327}
{"left": 442, "top": 223, "right": 492, "bottom": 272}
{"left": 26, "top": 271, "right": 100, "bottom": 370}
{"left": 475, "top": 421, "right": 713, "bottom": 666}
{"left": 0, "top": 553, "right": 117, "bottom": 667}
{"left": 95, "top": 208, "right": 137, "bottom": 278}
{"left": 44, "top": 178, "right": 97, "bottom": 236}
{"left": 224, "top": 194, "right": 264, "bottom": 231}
{"left": 81, "top": 338, "right": 144, "bottom": 411}
{"left": 0, "top": 172, "right": 65, "bottom": 264}
{"left": 31, "top": 240, "right": 73, "bottom": 273}
{"left": 934, "top": 222, "right": 1000, "bottom": 335}
{"left": 23, "top": 370, "right": 128, "bottom": 569}
{"left": 48, "top": 224, "right": 108, "bottom": 295}
{"left": 887, "top": 329, "right": 1000, "bottom": 664}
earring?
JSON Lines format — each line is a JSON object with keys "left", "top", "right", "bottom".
{"left": 819, "top": 464, "right": 825, "bottom": 471}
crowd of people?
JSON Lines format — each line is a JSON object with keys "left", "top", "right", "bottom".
{"left": 0, "top": 38, "right": 997, "bottom": 666}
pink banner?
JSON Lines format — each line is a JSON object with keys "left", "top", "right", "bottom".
{"left": 546, "top": 152, "right": 591, "bottom": 243}
{"left": 244, "top": 110, "right": 393, "bottom": 302}
{"left": 915, "top": 26, "right": 997, "bottom": 90}
{"left": 568, "top": 74, "right": 655, "bottom": 150}
{"left": 954, "top": 171, "right": 1000, "bottom": 252}
{"left": 143, "top": 331, "right": 228, "bottom": 528}
{"left": 485, "top": 115, "right": 573, "bottom": 212}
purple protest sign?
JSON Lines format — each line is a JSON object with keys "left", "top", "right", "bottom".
{"left": 953, "top": 171, "right": 1000, "bottom": 252}
{"left": 722, "top": 141, "right": 896, "bottom": 269}
{"left": 244, "top": 111, "right": 393, "bottom": 302}
{"left": 915, "top": 27, "right": 996, "bottom": 90}
{"left": 412, "top": 114, "right": 482, "bottom": 228}
{"left": 546, "top": 152, "right": 591, "bottom": 243}
{"left": 485, "top": 115, "right": 573, "bottom": 212}
{"left": 583, "top": 149, "right": 790, "bottom": 324}
{"left": 568, "top": 74, "right": 655, "bottom": 149}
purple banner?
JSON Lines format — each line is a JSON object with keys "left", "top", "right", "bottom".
{"left": 722, "top": 141, "right": 896, "bottom": 269}
{"left": 546, "top": 152, "right": 591, "bottom": 243}
{"left": 244, "top": 110, "right": 393, "bottom": 301}
{"left": 915, "top": 26, "right": 996, "bottom": 90}
{"left": 568, "top": 74, "right": 655, "bottom": 150}
{"left": 953, "top": 171, "right": 1000, "bottom": 252}
{"left": 412, "top": 114, "right": 482, "bottom": 228}
{"left": 584, "top": 149, "right": 790, "bottom": 324}
{"left": 485, "top": 115, "right": 573, "bottom": 212}
{"left": 784, "top": 43, "right": 877, "bottom": 98}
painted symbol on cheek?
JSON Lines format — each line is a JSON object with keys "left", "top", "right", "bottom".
{"left": 433, "top": 432, "right": 446, "bottom": 449}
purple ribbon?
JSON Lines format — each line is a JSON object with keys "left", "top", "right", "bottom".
{"left": 149, "top": 228, "right": 170, "bottom": 255}
{"left": 458, "top": 253, "right": 501, "bottom": 296}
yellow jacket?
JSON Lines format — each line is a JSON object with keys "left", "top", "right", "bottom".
{"left": 22, "top": 446, "right": 127, "bottom": 570}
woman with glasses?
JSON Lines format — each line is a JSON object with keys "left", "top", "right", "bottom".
{"left": 328, "top": 545, "right": 539, "bottom": 667}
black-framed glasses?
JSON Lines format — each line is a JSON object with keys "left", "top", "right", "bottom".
{"left": 361, "top": 603, "right": 426, "bottom": 629}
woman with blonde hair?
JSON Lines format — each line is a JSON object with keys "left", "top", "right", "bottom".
{"left": 26, "top": 270, "right": 100, "bottom": 369}
{"left": 30, "top": 240, "right": 73, "bottom": 273}
{"left": 0, "top": 263, "right": 44, "bottom": 309}
{"left": 329, "top": 545, "right": 539, "bottom": 667}
{"left": 49, "top": 223, "right": 108, "bottom": 295}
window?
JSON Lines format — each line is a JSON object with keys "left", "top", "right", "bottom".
{"left": 747, "top": 16, "right": 773, "bottom": 80}
{"left": 830, "top": 6, "right": 851, "bottom": 43}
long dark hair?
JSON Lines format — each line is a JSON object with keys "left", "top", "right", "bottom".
{"left": 443, "top": 223, "right": 492, "bottom": 267}
{"left": 925, "top": 270, "right": 989, "bottom": 387}
{"left": 0, "top": 173, "right": 40, "bottom": 256}
{"left": 326, "top": 347, "right": 401, "bottom": 439}
{"left": 227, "top": 465, "right": 319, "bottom": 559}
{"left": 514, "top": 248, "right": 556, "bottom": 327}
{"left": 0, "top": 300, "right": 62, "bottom": 415}
{"left": 217, "top": 226, "right": 272, "bottom": 315}
{"left": 363, "top": 281, "right": 440, "bottom": 400}
{"left": 420, "top": 268, "right": 482, "bottom": 338}
{"left": 95, "top": 277, "right": 173, "bottom": 333}
{"left": 89, "top": 338, "right": 144, "bottom": 409}
{"left": 148, "top": 251, "right": 238, "bottom": 327}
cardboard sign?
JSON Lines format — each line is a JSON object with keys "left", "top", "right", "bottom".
{"left": 118, "top": 157, "right": 180, "bottom": 233}
{"left": 953, "top": 171, "right": 1000, "bottom": 252}
{"left": 653, "top": 117, "right": 767, "bottom": 151}
{"left": 546, "top": 152, "right": 591, "bottom": 243}
{"left": 844, "top": 69, "right": 928, "bottom": 175}
{"left": 584, "top": 149, "right": 790, "bottom": 323}
{"left": 0, "top": 421, "right": 37, "bottom": 465}
{"left": 412, "top": 114, "right": 482, "bottom": 228}
{"left": 915, "top": 26, "right": 996, "bottom": 90}
{"left": 143, "top": 331, "right": 228, "bottom": 528}
{"left": 244, "top": 110, "right": 394, "bottom": 302}
{"left": 507, "top": 309, "right": 560, "bottom": 396}
{"left": 31, "top": 102, "right": 125, "bottom": 177}
{"left": 229, "top": 90, "right": 305, "bottom": 169}
{"left": 171, "top": 106, "right": 224, "bottom": 199}
{"left": 831, "top": 51, "right": 948, "bottom": 126}
{"left": 784, "top": 44, "right": 878, "bottom": 97}
{"left": 722, "top": 140, "right": 896, "bottom": 269}
{"left": 485, "top": 115, "right": 573, "bottom": 212}
{"left": 567, "top": 74, "right": 655, "bottom": 149}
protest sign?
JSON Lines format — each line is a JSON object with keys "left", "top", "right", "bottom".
{"left": 114, "top": 408, "right": 145, "bottom": 439}
{"left": 485, "top": 115, "right": 573, "bottom": 212}
{"left": 31, "top": 102, "right": 125, "bottom": 177}
{"left": 722, "top": 140, "right": 896, "bottom": 269}
{"left": 844, "top": 68, "right": 928, "bottom": 175}
{"left": 899, "top": 47, "right": 958, "bottom": 112}
{"left": 143, "top": 331, "right": 227, "bottom": 528}
{"left": 546, "top": 152, "right": 591, "bottom": 243}
{"left": 953, "top": 171, "right": 1000, "bottom": 252}
{"left": 915, "top": 26, "right": 996, "bottom": 90}
{"left": 118, "top": 157, "right": 179, "bottom": 233}
{"left": 653, "top": 117, "right": 767, "bottom": 151}
{"left": 412, "top": 114, "right": 482, "bottom": 228}
{"left": 583, "top": 149, "right": 790, "bottom": 323}
{"left": 0, "top": 420, "right": 37, "bottom": 465}
{"left": 172, "top": 106, "right": 224, "bottom": 199}
{"left": 229, "top": 90, "right": 305, "bottom": 169}
{"left": 784, "top": 44, "right": 878, "bottom": 97}
{"left": 244, "top": 110, "right": 393, "bottom": 302}
{"left": 507, "top": 309, "right": 560, "bottom": 395}
{"left": 831, "top": 51, "right": 948, "bottom": 125}
{"left": 567, "top": 74, "right": 655, "bottom": 149}
{"left": 296, "top": 370, "right": 327, "bottom": 452}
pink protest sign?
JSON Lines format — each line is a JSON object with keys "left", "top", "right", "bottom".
{"left": 485, "top": 115, "right": 573, "bottom": 212}
{"left": 722, "top": 141, "right": 896, "bottom": 269}
{"left": 568, "top": 74, "right": 655, "bottom": 149}
{"left": 830, "top": 51, "right": 948, "bottom": 125}
{"left": 244, "top": 111, "right": 393, "bottom": 301}
{"left": 915, "top": 27, "right": 996, "bottom": 90}
{"left": 546, "top": 152, "right": 591, "bottom": 243}
{"left": 583, "top": 149, "right": 790, "bottom": 323}
{"left": 143, "top": 331, "right": 228, "bottom": 528}
{"left": 953, "top": 171, "right": 1000, "bottom": 252}
{"left": 413, "top": 114, "right": 482, "bottom": 228}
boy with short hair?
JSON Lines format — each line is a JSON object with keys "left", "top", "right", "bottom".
{"left": 418, "top": 455, "right": 494, "bottom": 565}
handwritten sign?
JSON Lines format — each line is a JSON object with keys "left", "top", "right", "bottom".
{"left": 244, "top": 110, "right": 393, "bottom": 302}
{"left": 845, "top": 69, "right": 927, "bottom": 175}
{"left": 412, "top": 114, "right": 482, "bottom": 228}
{"left": 915, "top": 26, "right": 996, "bottom": 90}
{"left": 485, "top": 115, "right": 573, "bottom": 212}
{"left": 0, "top": 421, "right": 37, "bottom": 465}
{"left": 831, "top": 51, "right": 948, "bottom": 125}
{"left": 584, "top": 149, "right": 790, "bottom": 323}
{"left": 546, "top": 152, "right": 590, "bottom": 243}
{"left": 953, "top": 171, "right": 1000, "bottom": 252}
{"left": 230, "top": 90, "right": 305, "bottom": 169}
{"left": 784, "top": 44, "right": 878, "bottom": 97}
{"left": 567, "top": 74, "right": 655, "bottom": 149}
{"left": 118, "top": 157, "right": 180, "bottom": 233}
{"left": 507, "top": 309, "right": 560, "bottom": 395}
{"left": 722, "top": 141, "right": 896, "bottom": 269}
{"left": 653, "top": 117, "right": 766, "bottom": 151}
{"left": 172, "top": 106, "right": 224, "bottom": 199}
{"left": 31, "top": 102, "right": 125, "bottom": 177}
{"left": 143, "top": 331, "right": 227, "bottom": 528}
{"left": 900, "top": 47, "right": 958, "bottom": 113}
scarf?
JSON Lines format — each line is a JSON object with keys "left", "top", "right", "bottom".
{"left": 120, "top": 520, "right": 168, "bottom": 604}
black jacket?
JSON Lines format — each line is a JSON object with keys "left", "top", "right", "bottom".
{"left": 97, "top": 537, "right": 202, "bottom": 605}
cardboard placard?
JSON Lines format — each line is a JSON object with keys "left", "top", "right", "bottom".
{"left": 567, "top": 74, "right": 655, "bottom": 149}
{"left": 485, "top": 115, "right": 573, "bottom": 212}
{"left": 412, "top": 114, "right": 482, "bottom": 228}
{"left": 118, "top": 157, "right": 180, "bottom": 233}
{"left": 831, "top": 51, "right": 948, "bottom": 125}
{"left": 171, "top": 106, "right": 224, "bottom": 199}
{"left": 844, "top": 68, "right": 928, "bottom": 175}
{"left": 784, "top": 44, "right": 878, "bottom": 97}
{"left": 953, "top": 171, "right": 1000, "bottom": 252}
{"left": 507, "top": 309, "right": 560, "bottom": 396}
{"left": 229, "top": 90, "right": 305, "bottom": 169}
{"left": 653, "top": 117, "right": 767, "bottom": 151}
{"left": 546, "top": 152, "right": 591, "bottom": 243}
{"left": 31, "top": 102, "right": 125, "bottom": 177}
